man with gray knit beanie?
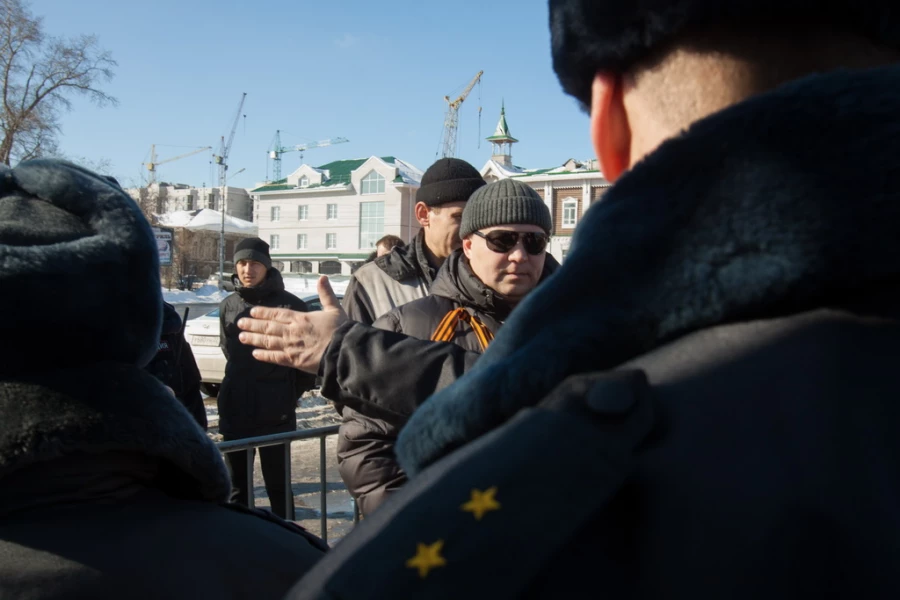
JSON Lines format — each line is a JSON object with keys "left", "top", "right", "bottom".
{"left": 236, "top": 178, "right": 558, "bottom": 516}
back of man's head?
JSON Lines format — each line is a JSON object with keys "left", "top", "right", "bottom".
{"left": 551, "top": 0, "right": 900, "bottom": 108}
{"left": 0, "top": 160, "right": 162, "bottom": 376}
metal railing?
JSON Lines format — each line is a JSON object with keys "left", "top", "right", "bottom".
{"left": 218, "top": 425, "right": 358, "bottom": 544}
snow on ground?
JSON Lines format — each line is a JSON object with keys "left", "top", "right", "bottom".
{"left": 162, "top": 285, "right": 229, "bottom": 304}
{"left": 282, "top": 275, "right": 350, "bottom": 298}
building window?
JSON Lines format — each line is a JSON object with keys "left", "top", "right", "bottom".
{"left": 562, "top": 198, "right": 578, "bottom": 228}
{"left": 326, "top": 233, "right": 337, "bottom": 249}
{"left": 561, "top": 248, "right": 569, "bottom": 263}
{"left": 291, "top": 260, "right": 312, "bottom": 274}
{"left": 271, "top": 206, "right": 281, "bottom": 221}
{"left": 359, "top": 201, "right": 385, "bottom": 249}
{"left": 299, "top": 175, "right": 309, "bottom": 188}
{"left": 327, "top": 203, "right": 338, "bottom": 220}
{"left": 185, "top": 195, "right": 194, "bottom": 210}
{"left": 270, "top": 234, "right": 280, "bottom": 250}
{"left": 298, "top": 205, "right": 308, "bottom": 221}
{"left": 319, "top": 260, "right": 342, "bottom": 275}
{"left": 297, "top": 233, "right": 307, "bottom": 249}
{"left": 361, "top": 171, "right": 385, "bottom": 195}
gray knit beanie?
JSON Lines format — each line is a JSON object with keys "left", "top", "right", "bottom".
{"left": 459, "top": 179, "right": 552, "bottom": 238}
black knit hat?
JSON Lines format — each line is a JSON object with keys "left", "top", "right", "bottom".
{"left": 460, "top": 179, "right": 552, "bottom": 238}
{"left": 0, "top": 159, "right": 162, "bottom": 375}
{"left": 417, "top": 158, "right": 486, "bottom": 208}
{"left": 550, "top": 0, "right": 900, "bottom": 106}
{"left": 233, "top": 237, "right": 272, "bottom": 269}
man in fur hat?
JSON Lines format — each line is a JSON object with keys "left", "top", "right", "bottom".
{"left": 0, "top": 160, "right": 325, "bottom": 599}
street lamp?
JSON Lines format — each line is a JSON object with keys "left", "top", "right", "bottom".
{"left": 218, "top": 167, "right": 246, "bottom": 289}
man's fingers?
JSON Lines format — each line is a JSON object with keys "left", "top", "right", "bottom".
{"left": 238, "top": 331, "right": 286, "bottom": 351}
{"left": 237, "top": 317, "right": 285, "bottom": 335}
{"left": 248, "top": 305, "right": 301, "bottom": 324}
{"left": 317, "top": 275, "right": 341, "bottom": 311}
{"left": 251, "top": 349, "right": 295, "bottom": 369}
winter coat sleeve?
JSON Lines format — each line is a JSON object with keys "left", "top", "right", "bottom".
{"left": 342, "top": 275, "right": 377, "bottom": 325}
{"left": 320, "top": 320, "right": 482, "bottom": 421}
{"left": 219, "top": 301, "right": 229, "bottom": 361}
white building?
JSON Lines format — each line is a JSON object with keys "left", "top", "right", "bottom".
{"left": 479, "top": 105, "right": 611, "bottom": 263}
{"left": 127, "top": 183, "right": 253, "bottom": 222}
{"left": 251, "top": 156, "right": 423, "bottom": 275}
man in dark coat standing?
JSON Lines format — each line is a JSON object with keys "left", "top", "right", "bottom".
{"left": 280, "top": 1, "right": 900, "bottom": 598}
{"left": 218, "top": 237, "right": 315, "bottom": 519}
{"left": 0, "top": 160, "right": 325, "bottom": 599}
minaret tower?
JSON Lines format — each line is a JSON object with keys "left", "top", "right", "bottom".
{"left": 485, "top": 101, "right": 518, "bottom": 168}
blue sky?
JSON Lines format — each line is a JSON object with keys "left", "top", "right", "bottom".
{"left": 37, "top": 0, "right": 593, "bottom": 190}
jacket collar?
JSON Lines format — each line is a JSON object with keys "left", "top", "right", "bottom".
{"left": 0, "top": 362, "right": 232, "bottom": 504}
{"left": 397, "top": 65, "right": 900, "bottom": 476}
{"left": 375, "top": 230, "right": 437, "bottom": 286}
{"left": 233, "top": 267, "right": 286, "bottom": 303}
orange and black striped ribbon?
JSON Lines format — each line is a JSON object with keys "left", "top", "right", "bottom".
{"left": 430, "top": 307, "right": 494, "bottom": 351}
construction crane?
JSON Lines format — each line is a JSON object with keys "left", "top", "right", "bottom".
{"left": 143, "top": 144, "right": 211, "bottom": 184}
{"left": 214, "top": 92, "right": 247, "bottom": 288}
{"left": 439, "top": 70, "right": 483, "bottom": 159}
{"left": 267, "top": 131, "right": 350, "bottom": 181}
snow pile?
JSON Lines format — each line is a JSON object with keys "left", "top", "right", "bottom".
{"left": 393, "top": 158, "right": 424, "bottom": 185}
{"left": 162, "top": 286, "right": 230, "bottom": 304}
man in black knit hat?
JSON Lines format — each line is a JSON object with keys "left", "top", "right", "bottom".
{"left": 342, "top": 157, "right": 486, "bottom": 325}
{"left": 280, "top": 0, "right": 900, "bottom": 597}
{"left": 0, "top": 160, "right": 325, "bottom": 599}
{"left": 217, "top": 237, "right": 315, "bottom": 520}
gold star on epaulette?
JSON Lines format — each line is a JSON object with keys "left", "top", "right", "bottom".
{"left": 406, "top": 540, "right": 446, "bottom": 578}
{"left": 461, "top": 486, "right": 501, "bottom": 520}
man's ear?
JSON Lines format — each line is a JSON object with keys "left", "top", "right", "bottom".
{"left": 590, "top": 72, "right": 630, "bottom": 183}
{"left": 461, "top": 235, "right": 474, "bottom": 259}
{"left": 414, "top": 202, "right": 430, "bottom": 227}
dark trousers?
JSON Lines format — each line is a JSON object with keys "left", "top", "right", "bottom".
{"left": 224, "top": 439, "right": 294, "bottom": 520}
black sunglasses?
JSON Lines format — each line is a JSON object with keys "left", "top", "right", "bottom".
{"left": 473, "top": 230, "right": 549, "bottom": 255}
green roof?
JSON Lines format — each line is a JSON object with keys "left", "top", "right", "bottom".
{"left": 252, "top": 156, "right": 400, "bottom": 193}
{"left": 486, "top": 102, "right": 518, "bottom": 143}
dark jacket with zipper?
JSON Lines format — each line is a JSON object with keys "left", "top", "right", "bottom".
{"left": 218, "top": 269, "right": 316, "bottom": 438}
{"left": 290, "top": 66, "right": 900, "bottom": 600}
{"left": 342, "top": 230, "right": 436, "bottom": 325}
{"left": 332, "top": 250, "right": 558, "bottom": 516}
{"left": 144, "top": 302, "right": 207, "bottom": 429}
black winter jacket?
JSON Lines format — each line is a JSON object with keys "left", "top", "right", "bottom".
{"left": 0, "top": 363, "right": 326, "bottom": 600}
{"left": 144, "top": 302, "right": 207, "bottom": 429}
{"left": 218, "top": 269, "right": 316, "bottom": 438}
{"left": 333, "top": 250, "right": 558, "bottom": 516}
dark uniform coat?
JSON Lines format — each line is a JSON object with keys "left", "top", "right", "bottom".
{"left": 289, "top": 66, "right": 900, "bottom": 599}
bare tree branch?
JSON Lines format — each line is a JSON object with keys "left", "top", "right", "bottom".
{"left": 0, "top": 0, "right": 116, "bottom": 164}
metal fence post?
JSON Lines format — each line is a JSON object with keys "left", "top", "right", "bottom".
{"left": 320, "top": 435, "right": 328, "bottom": 544}
{"left": 284, "top": 440, "right": 295, "bottom": 521}
{"left": 245, "top": 449, "right": 255, "bottom": 508}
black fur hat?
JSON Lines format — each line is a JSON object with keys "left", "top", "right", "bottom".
{"left": 0, "top": 159, "right": 162, "bottom": 375}
{"left": 550, "top": 0, "right": 900, "bottom": 106}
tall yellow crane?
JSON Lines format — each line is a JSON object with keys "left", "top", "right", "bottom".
{"left": 440, "top": 70, "right": 483, "bottom": 158}
{"left": 143, "top": 145, "right": 212, "bottom": 185}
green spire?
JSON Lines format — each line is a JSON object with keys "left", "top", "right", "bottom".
{"left": 486, "top": 100, "right": 519, "bottom": 143}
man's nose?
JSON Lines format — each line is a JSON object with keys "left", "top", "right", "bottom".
{"left": 507, "top": 242, "right": 528, "bottom": 262}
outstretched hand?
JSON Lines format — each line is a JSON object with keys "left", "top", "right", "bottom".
{"left": 237, "top": 276, "right": 349, "bottom": 373}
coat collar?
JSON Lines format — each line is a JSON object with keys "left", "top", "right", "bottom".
{"left": 397, "top": 65, "right": 900, "bottom": 476}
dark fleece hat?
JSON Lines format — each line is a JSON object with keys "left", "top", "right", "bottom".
{"left": 459, "top": 179, "right": 552, "bottom": 238}
{"left": 417, "top": 158, "right": 486, "bottom": 208}
{"left": 0, "top": 159, "right": 162, "bottom": 376}
{"left": 233, "top": 236, "right": 272, "bottom": 269}
{"left": 550, "top": 0, "right": 900, "bottom": 106}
